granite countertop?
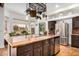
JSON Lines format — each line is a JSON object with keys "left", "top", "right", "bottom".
{"left": 5, "top": 35, "right": 59, "bottom": 48}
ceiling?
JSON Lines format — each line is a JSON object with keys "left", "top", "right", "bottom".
{"left": 4, "top": 3, "right": 79, "bottom": 19}
{"left": 47, "top": 3, "right": 76, "bottom": 15}
{"left": 47, "top": 3, "right": 79, "bottom": 20}
{"left": 5, "top": 3, "right": 28, "bottom": 15}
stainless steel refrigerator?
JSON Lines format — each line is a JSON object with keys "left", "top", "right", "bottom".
{"left": 55, "top": 21, "right": 69, "bottom": 46}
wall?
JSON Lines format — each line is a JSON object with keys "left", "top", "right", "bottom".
{"left": 0, "top": 7, "right": 4, "bottom": 48}
{"left": 4, "top": 9, "right": 26, "bottom": 33}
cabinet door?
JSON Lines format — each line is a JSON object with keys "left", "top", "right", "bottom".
{"left": 50, "top": 38, "right": 54, "bottom": 56}
{"left": 73, "top": 17, "right": 79, "bottom": 28}
{"left": 33, "top": 47, "right": 42, "bottom": 56}
{"left": 17, "top": 44, "right": 33, "bottom": 56}
{"left": 54, "top": 37, "right": 60, "bottom": 55}
{"left": 72, "top": 35, "right": 79, "bottom": 48}
{"left": 33, "top": 42, "right": 42, "bottom": 56}
{"left": 42, "top": 40, "right": 49, "bottom": 56}
{"left": 48, "top": 21, "right": 56, "bottom": 35}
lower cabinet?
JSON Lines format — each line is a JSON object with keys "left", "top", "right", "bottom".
{"left": 16, "top": 36, "right": 60, "bottom": 56}
{"left": 54, "top": 36, "right": 60, "bottom": 55}
{"left": 72, "top": 35, "right": 79, "bottom": 48}
{"left": 33, "top": 42, "right": 42, "bottom": 56}
{"left": 17, "top": 44, "right": 33, "bottom": 56}
{"left": 42, "top": 40, "right": 50, "bottom": 56}
{"left": 49, "top": 38, "right": 54, "bottom": 56}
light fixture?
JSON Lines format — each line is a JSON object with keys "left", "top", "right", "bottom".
{"left": 55, "top": 4, "right": 59, "bottom": 8}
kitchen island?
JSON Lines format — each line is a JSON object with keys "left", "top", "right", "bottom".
{"left": 5, "top": 35, "right": 60, "bottom": 56}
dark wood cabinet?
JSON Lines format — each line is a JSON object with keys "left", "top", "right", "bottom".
{"left": 17, "top": 44, "right": 33, "bottom": 56}
{"left": 72, "top": 35, "right": 79, "bottom": 48}
{"left": 42, "top": 40, "right": 50, "bottom": 56}
{"left": 33, "top": 42, "right": 42, "bottom": 56}
{"left": 54, "top": 36, "right": 60, "bottom": 55}
{"left": 48, "top": 21, "right": 56, "bottom": 35}
{"left": 16, "top": 36, "right": 60, "bottom": 56}
{"left": 49, "top": 38, "right": 54, "bottom": 55}
{"left": 73, "top": 17, "right": 79, "bottom": 28}
{"left": 72, "top": 16, "right": 79, "bottom": 34}
{"left": 72, "top": 16, "right": 79, "bottom": 48}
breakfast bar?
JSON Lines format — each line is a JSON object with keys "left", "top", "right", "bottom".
{"left": 5, "top": 35, "right": 60, "bottom": 56}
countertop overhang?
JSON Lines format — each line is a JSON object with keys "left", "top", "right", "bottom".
{"left": 71, "top": 34, "right": 79, "bottom": 35}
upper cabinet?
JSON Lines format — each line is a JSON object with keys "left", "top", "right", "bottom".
{"left": 48, "top": 21, "right": 56, "bottom": 35}
{"left": 72, "top": 16, "right": 79, "bottom": 47}
{"left": 72, "top": 16, "right": 79, "bottom": 28}
{"left": 72, "top": 16, "right": 79, "bottom": 34}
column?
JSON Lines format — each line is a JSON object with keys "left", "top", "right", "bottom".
{"left": 0, "top": 7, "right": 4, "bottom": 48}
{"left": 7, "top": 15, "right": 14, "bottom": 33}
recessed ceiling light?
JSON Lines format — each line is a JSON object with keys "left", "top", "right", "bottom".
{"left": 56, "top": 4, "right": 59, "bottom": 8}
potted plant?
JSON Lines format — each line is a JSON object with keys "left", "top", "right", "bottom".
{"left": 9, "top": 32, "right": 16, "bottom": 37}
{"left": 21, "top": 30, "right": 29, "bottom": 35}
